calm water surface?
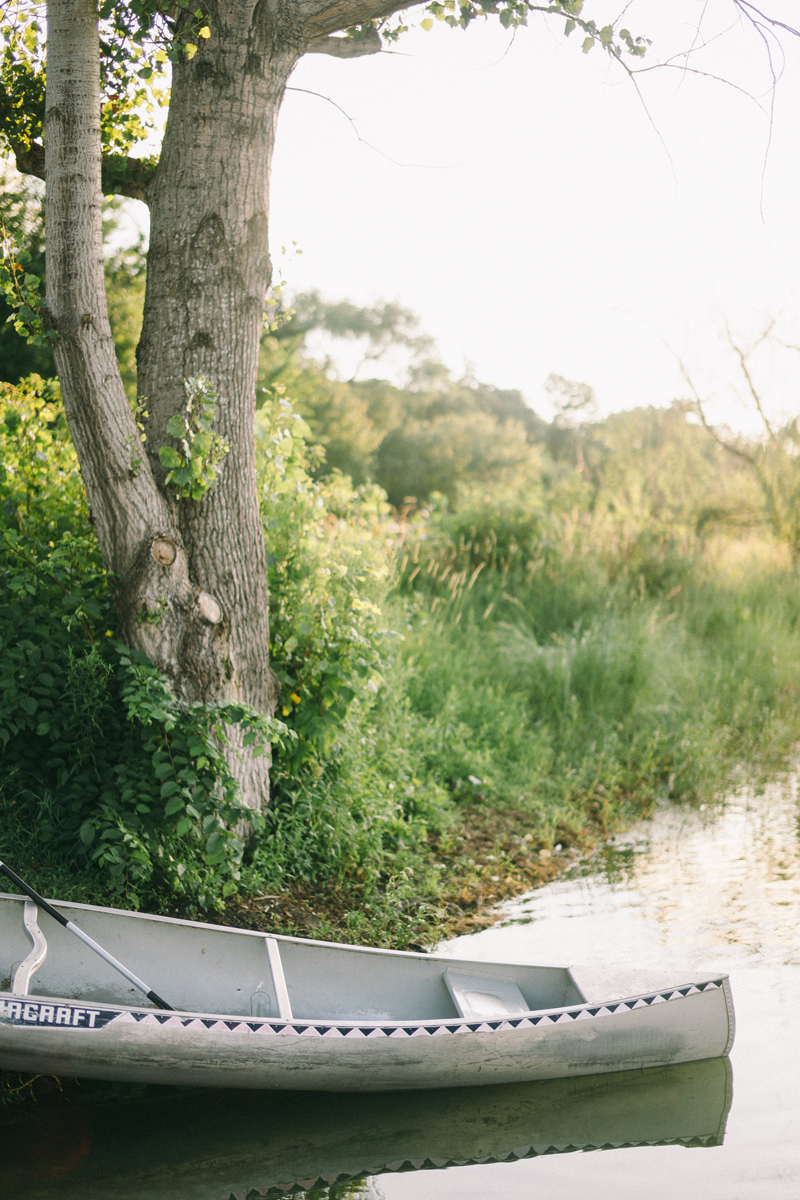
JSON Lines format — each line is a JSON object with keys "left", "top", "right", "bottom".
{"left": 6, "top": 780, "right": 800, "bottom": 1199}
{"left": 394, "top": 778, "right": 800, "bottom": 1200}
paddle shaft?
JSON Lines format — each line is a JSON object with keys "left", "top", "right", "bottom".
{"left": 0, "top": 860, "right": 174, "bottom": 1011}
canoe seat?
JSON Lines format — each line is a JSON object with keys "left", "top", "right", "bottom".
{"left": 443, "top": 969, "right": 529, "bottom": 1020}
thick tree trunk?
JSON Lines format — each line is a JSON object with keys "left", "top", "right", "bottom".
{"left": 134, "top": 5, "right": 300, "bottom": 807}
{"left": 137, "top": 4, "right": 296, "bottom": 746}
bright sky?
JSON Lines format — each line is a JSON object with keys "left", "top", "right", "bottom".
{"left": 263, "top": 0, "right": 800, "bottom": 433}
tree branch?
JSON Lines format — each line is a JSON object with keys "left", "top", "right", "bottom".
{"left": 306, "top": 28, "right": 382, "bottom": 56}
{"left": 301, "top": 0, "right": 424, "bottom": 40}
{"left": 680, "top": 362, "right": 756, "bottom": 467}
{"left": 14, "top": 141, "right": 157, "bottom": 201}
{"left": 723, "top": 318, "right": 778, "bottom": 444}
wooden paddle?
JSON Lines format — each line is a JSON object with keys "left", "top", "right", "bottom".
{"left": 0, "top": 860, "right": 174, "bottom": 1011}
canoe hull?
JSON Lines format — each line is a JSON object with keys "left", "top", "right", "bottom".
{"left": 0, "top": 979, "right": 733, "bottom": 1090}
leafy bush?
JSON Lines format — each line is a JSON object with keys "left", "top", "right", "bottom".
{"left": 258, "top": 387, "right": 395, "bottom": 767}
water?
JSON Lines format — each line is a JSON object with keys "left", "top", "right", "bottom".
{"left": 5, "top": 780, "right": 800, "bottom": 1198}
{"left": 398, "top": 778, "right": 800, "bottom": 1199}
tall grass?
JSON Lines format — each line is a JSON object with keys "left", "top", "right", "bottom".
{"left": 395, "top": 524, "right": 800, "bottom": 843}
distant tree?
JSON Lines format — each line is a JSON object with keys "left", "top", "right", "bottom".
{"left": 687, "top": 327, "right": 800, "bottom": 558}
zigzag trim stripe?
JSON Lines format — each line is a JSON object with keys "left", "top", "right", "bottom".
{"left": 116, "top": 979, "right": 724, "bottom": 1038}
{"left": 218, "top": 1134, "right": 722, "bottom": 1199}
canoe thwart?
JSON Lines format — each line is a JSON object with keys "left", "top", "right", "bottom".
{"left": 265, "top": 935, "right": 293, "bottom": 1020}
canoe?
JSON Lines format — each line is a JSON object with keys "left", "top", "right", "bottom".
{"left": 2, "top": 1057, "right": 733, "bottom": 1199}
{"left": 0, "top": 892, "right": 735, "bottom": 1091}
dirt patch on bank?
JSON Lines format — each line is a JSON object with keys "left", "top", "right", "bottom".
{"left": 221, "top": 805, "right": 600, "bottom": 948}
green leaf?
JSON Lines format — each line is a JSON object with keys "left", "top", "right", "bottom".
{"left": 79, "top": 821, "right": 96, "bottom": 845}
{"left": 159, "top": 446, "right": 182, "bottom": 468}
{"left": 165, "top": 794, "right": 185, "bottom": 816}
{"left": 176, "top": 816, "right": 193, "bottom": 836}
{"left": 166, "top": 414, "right": 186, "bottom": 438}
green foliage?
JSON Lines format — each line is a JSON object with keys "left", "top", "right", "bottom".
{"left": 0, "top": 164, "right": 52, "bottom": 381}
{"left": 0, "top": 226, "right": 56, "bottom": 349}
{"left": 0, "top": 2, "right": 202, "bottom": 167}
{"left": 0, "top": 374, "right": 86, "bottom": 536}
{"left": 392, "top": 0, "right": 649, "bottom": 57}
{"left": 258, "top": 387, "right": 394, "bottom": 767}
{"left": 103, "top": 223, "right": 147, "bottom": 401}
{"left": 0, "top": 12, "right": 44, "bottom": 154}
{"left": 159, "top": 377, "right": 230, "bottom": 500}
{"left": 258, "top": 302, "right": 549, "bottom": 504}
{"left": 0, "top": 521, "right": 293, "bottom": 906}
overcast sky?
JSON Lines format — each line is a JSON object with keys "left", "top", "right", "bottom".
{"left": 262, "top": 0, "right": 800, "bottom": 433}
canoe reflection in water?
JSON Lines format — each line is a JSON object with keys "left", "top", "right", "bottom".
{"left": 4, "top": 1056, "right": 732, "bottom": 1200}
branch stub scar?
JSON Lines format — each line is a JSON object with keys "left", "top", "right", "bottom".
{"left": 151, "top": 536, "right": 177, "bottom": 566}
{"left": 198, "top": 591, "right": 223, "bottom": 624}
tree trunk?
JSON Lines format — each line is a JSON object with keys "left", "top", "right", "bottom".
{"left": 135, "top": 7, "right": 296, "bottom": 802}
{"left": 45, "top": 0, "right": 282, "bottom": 810}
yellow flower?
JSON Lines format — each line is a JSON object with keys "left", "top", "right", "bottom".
{"left": 282, "top": 706, "right": 290, "bottom": 716}
{"left": 290, "top": 693, "right": 301, "bottom": 705}
{"left": 199, "top": 25, "right": 211, "bottom": 38}
{"left": 185, "top": 43, "right": 198, "bottom": 59}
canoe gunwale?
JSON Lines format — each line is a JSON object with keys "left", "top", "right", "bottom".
{"left": 0, "top": 976, "right": 731, "bottom": 1035}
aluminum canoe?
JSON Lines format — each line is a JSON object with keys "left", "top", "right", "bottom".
{"left": 0, "top": 892, "right": 735, "bottom": 1090}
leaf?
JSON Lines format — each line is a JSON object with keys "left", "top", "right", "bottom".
{"left": 166, "top": 414, "right": 186, "bottom": 438}
{"left": 159, "top": 446, "right": 182, "bottom": 468}
{"left": 176, "top": 816, "right": 193, "bottom": 836}
{"left": 581, "top": 35, "right": 594, "bottom": 52}
{"left": 79, "top": 821, "right": 96, "bottom": 845}
{"left": 420, "top": 17, "right": 433, "bottom": 29}
{"left": 165, "top": 794, "right": 185, "bottom": 816}
{"left": 205, "top": 830, "right": 226, "bottom": 855}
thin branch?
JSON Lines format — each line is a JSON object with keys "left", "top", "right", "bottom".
{"left": 733, "top": 1, "right": 800, "bottom": 42}
{"left": 285, "top": 86, "right": 458, "bottom": 168}
{"left": 723, "top": 317, "right": 778, "bottom": 443}
{"left": 679, "top": 362, "right": 756, "bottom": 467}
